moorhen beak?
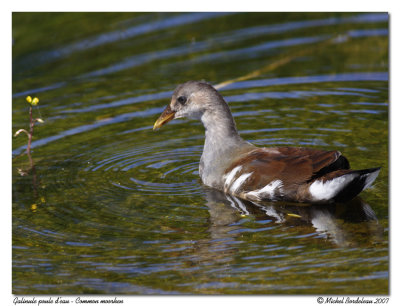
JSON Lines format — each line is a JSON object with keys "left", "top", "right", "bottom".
{"left": 154, "top": 81, "right": 380, "bottom": 204}
{"left": 153, "top": 105, "right": 176, "bottom": 130}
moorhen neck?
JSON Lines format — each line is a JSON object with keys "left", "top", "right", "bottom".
{"left": 153, "top": 81, "right": 380, "bottom": 204}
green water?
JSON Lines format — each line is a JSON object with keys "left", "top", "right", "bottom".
{"left": 12, "top": 12, "right": 388, "bottom": 294}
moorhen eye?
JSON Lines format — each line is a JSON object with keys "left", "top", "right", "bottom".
{"left": 177, "top": 96, "right": 187, "bottom": 104}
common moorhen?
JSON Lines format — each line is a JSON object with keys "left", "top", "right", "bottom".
{"left": 153, "top": 81, "right": 380, "bottom": 204}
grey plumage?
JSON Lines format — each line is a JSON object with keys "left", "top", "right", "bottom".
{"left": 170, "top": 81, "right": 254, "bottom": 188}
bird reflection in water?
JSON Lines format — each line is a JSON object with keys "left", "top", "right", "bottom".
{"left": 203, "top": 187, "right": 383, "bottom": 248}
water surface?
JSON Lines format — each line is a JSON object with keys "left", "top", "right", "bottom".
{"left": 12, "top": 12, "right": 388, "bottom": 294}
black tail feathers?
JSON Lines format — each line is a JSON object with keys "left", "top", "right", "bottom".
{"left": 333, "top": 167, "right": 381, "bottom": 202}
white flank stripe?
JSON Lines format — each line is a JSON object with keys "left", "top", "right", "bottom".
{"left": 224, "top": 165, "right": 242, "bottom": 189}
{"left": 230, "top": 172, "right": 253, "bottom": 194}
{"left": 247, "top": 180, "right": 283, "bottom": 200}
{"left": 258, "top": 180, "right": 283, "bottom": 195}
{"left": 309, "top": 174, "right": 356, "bottom": 201}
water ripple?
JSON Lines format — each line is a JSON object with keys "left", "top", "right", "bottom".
{"left": 12, "top": 106, "right": 164, "bottom": 156}
{"left": 223, "top": 72, "right": 388, "bottom": 90}
{"left": 12, "top": 70, "right": 386, "bottom": 156}
{"left": 15, "top": 12, "right": 233, "bottom": 71}
{"left": 86, "top": 142, "right": 202, "bottom": 196}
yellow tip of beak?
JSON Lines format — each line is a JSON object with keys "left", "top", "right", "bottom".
{"left": 153, "top": 121, "right": 161, "bottom": 131}
{"left": 153, "top": 105, "right": 176, "bottom": 130}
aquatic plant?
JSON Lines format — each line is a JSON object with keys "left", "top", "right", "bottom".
{"left": 14, "top": 96, "right": 44, "bottom": 168}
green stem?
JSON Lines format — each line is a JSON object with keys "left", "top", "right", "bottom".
{"left": 27, "top": 106, "right": 34, "bottom": 168}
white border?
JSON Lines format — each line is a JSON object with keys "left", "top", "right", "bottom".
{"left": 3, "top": 1, "right": 398, "bottom": 305}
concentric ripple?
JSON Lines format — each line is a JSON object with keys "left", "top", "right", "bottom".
{"left": 85, "top": 140, "right": 204, "bottom": 196}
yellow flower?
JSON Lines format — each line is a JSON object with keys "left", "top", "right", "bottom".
{"left": 31, "top": 97, "right": 39, "bottom": 106}
{"left": 26, "top": 96, "right": 39, "bottom": 106}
